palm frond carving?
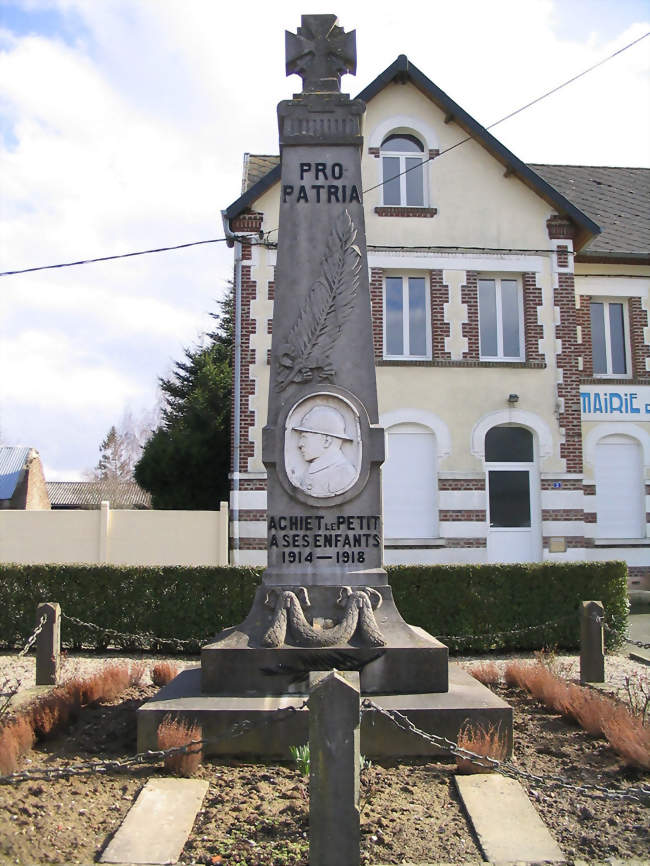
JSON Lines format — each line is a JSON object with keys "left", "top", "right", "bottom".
{"left": 276, "top": 209, "right": 361, "bottom": 390}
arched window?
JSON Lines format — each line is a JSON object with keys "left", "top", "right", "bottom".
{"left": 383, "top": 423, "right": 437, "bottom": 538}
{"left": 381, "top": 133, "right": 425, "bottom": 207}
{"left": 595, "top": 434, "right": 644, "bottom": 537}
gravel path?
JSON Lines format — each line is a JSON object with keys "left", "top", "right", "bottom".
{"left": 1, "top": 647, "right": 646, "bottom": 702}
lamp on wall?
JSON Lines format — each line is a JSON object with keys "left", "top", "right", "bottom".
{"left": 507, "top": 393, "right": 519, "bottom": 404}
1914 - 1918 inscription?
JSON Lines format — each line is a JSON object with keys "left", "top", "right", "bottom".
{"left": 268, "top": 513, "right": 381, "bottom": 564}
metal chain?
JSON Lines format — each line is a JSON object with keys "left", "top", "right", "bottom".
{"left": 601, "top": 619, "right": 650, "bottom": 651}
{"left": 0, "top": 700, "right": 309, "bottom": 785}
{"left": 61, "top": 613, "right": 206, "bottom": 649}
{"left": 361, "top": 698, "right": 650, "bottom": 804}
{"left": 17, "top": 614, "right": 48, "bottom": 657}
{"left": 436, "top": 614, "right": 574, "bottom": 644}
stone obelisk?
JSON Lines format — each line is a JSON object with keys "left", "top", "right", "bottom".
{"left": 264, "top": 15, "right": 384, "bottom": 588}
{"left": 202, "top": 13, "right": 447, "bottom": 697}
{"left": 139, "top": 16, "right": 512, "bottom": 758}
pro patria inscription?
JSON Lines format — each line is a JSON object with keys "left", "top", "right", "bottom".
{"left": 283, "top": 162, "right": 361, "bottom": 204}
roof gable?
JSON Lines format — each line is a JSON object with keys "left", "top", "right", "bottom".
{"left": 0, "top": 446, "right": 31, "bottom": 500}
{"left": 225, "top": 55, "right": 600, "bottom": 249}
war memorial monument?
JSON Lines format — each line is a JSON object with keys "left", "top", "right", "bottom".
{"left": 138, "top": 14, "right": 511, "bottom": 757}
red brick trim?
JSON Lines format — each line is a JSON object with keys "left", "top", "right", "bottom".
{"left": 543, "top": 536, "right": 588, "bottom": 549}
{"left": 430, "top": 270, "right": 450, "bottom": 360}
{"left": 461, "top": 272, "right": 479, "bottom": 360}
{"left": 575, "top": 295, "right": 593, "bottom": 378}
{"left": 267, "top": 319, "right": 273, "bottom": 334}
{"left": 584, "top": 512, "right": 597, "bottom": 523}
{"left": 374, "top": 207, "right": 437, "bottom": 218}
{"left": 628, "top": 297, "right": 650, "bottom": 381}
{"left": 555, "top": 269, "right": 583, "bottom": 473}
{"left": 556, "top": 245, "right": 570, "bottom": 268}
{"left": 375, "top": 359, "right": 546, "bottom": 368}
{"left": 444, "top": 538, "right": 487, "bottom": 548}
{"left": 428, "top": 149, "right": 439, "bottom": 159}
{"left": 627, "top": 566, "right": 650, "bottom": 589}
{"left": 439, "top": 510, "right": 486, "bottom": 521}
{"left": 234, "top": 243, "right": 257, "bottom": 473}
{"left": 522, "top": 272, "right": 544, "bottom": 363}
{"left": 230, "top": 212, "right": 263, "bottom": 234}
{"left": 542, "top": 509, "right": 585, "bottom": 521}
{"left": 541, "top": 479, "right": 584, "bottom": 490}
{"left": 236, "top": 479, "right": 268, "bottom": 491}
{"left": 438, "top": 478, "right": 486, "bottom": 490}
{"left": 370, "top": 267, "right": 384, "bottom": 360}
{"left": 368, "top": 147, "right": 380, "bottom": 157}
{"left": 232, "top": 538, "right": 267, "bottom": 550}
{"left": 583, "top": 485, "right": 596, "bottom": 496}
{"left": 546, "top": 216, "right": 576, "bottom": 240}
{"left": 267, "top": 280, "right": 275, "bottom": 300}
{"left": 234, "top": 509, "right": 267, "bottom": 521}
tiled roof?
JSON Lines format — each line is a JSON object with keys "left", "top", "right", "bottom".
{"left": 241, "top": 155, "right": 647, "bottom": 259}
{"left": 46, "top": 480, "right": 152, "bottom": 509}
{"left": 531, "top": 165, "right": 650, "bottom": 260}
{"left": 0, "top": 446, "right": 32, "bottom": 500}
{"left": 242, "top": 154, "right": 280, "bottom": 194}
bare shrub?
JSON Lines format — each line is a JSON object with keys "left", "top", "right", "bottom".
{"left": 504, "top": 660, "right": 528, "bottom": 688}
{"left": 565, "top": 685, "right": 616, "bottom": 737}
{"left": 456, "top": 721, "right": 507, "bottom": 774}
{"left": 468, "top": 662, "right": 500, "bottom": 685}
{"left": 10, "top": 716, "right": 35, "bottom": 754}
{"left": 0, "top": 725, "right": 19, "bottom": 774}
{"left": 97, "top": 664, "right": 132, "bottom": 701}
{"left": 129, "top": 661, "right": 147, "bottom": 686}
{"left": 28, "top": 688, "right": 72, "bottom": 737}
{"left": 157, "top": 716, "right": 203, "bottom": 776}
{"left": 602, "top": 707, "right": 650, "bottom": 770}
{"left": 152, "top": 662, "right": 180, "bottom": 687}
{"left": 622, "top": 672, "right": 650, "bottom": 725}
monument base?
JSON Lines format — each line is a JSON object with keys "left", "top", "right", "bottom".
{"left": 201, "top": 585, "right": 449, "bottom": 695}
{"left": 137, "top": 664, "right": 513, "bottom": 758}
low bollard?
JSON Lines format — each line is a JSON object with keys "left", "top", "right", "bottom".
{"left": 580, "top": 600, "right": 605, "bottom": 684}
{"left": 35, "top": 602, "right": 61, "bottom": 686}
{"left": 309, "top": 670, "right": 360, "bottom": 866}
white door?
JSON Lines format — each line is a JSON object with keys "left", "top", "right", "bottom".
{"left": 383, "top": 423, "right": 437, "bottom": 538}
{"left": 595, "top": 435, "right": 644, "bottom": 538}
{"left": 485, "top": 426, "right": 540, "bottom": 563}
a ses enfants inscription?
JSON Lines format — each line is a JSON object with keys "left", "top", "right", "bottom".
{"left": 268, "top": 513, "right": 381, "bottom": 564}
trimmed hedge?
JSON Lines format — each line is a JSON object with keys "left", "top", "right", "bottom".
{"left": 0, "top": 561, "right": 628, "bottom": 654}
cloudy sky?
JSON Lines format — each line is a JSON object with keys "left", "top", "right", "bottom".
{"left": 1, "top": 0, "right": 648, "bottom": 480}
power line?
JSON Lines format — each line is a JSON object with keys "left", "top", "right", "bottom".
{"left": 361, "top": 30, "right": 650, "bottom": 195}
{"left": 2, "top": 30, "right": 647, "bottom": 276}
{"left": 0, "top": 238, "right": 229, "bottom": 277}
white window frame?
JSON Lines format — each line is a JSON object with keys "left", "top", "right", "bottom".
{"left": 380, "top": 135, "right": 428, "bottom": 207}
{"left": 589, "top": 297, "right": 632, "bottom": 379}
{"left": 383, "top": 273, "right": 432, "bottom": 361}
{"left": 478, "top": 275, "right": 524, "bottom": 361}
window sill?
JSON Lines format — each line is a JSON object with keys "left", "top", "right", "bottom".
{"left": 580, "top": 377, "right": 639, "bottom": 385}
{"left": 592, "top": 538, "right": 650, "bottom": 546}
{"left": 374, "top": 207, "right": 437, "bottom": 218}
{"left": 385, "top": 537, "right": 446, "bottom": 547}
{"left": 376, "top": 359, "right": 546, "bottom": 369}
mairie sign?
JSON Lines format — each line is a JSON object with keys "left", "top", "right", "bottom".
{"left": 580, "top": 385, "right": 650, "bottom": 420}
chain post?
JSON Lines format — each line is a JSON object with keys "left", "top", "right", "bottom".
{"left": 34, "top": 602, "right": 61, "bottom": 686}
{"left": 580, "top": 600, "right": 605, "bottom": 684}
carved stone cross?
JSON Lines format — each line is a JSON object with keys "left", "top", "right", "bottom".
{"left": 285, "top": 13, "right": 356, "bottom": 93}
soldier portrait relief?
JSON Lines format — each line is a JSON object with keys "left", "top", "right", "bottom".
{"left": 284, "top": 394, "right": 361, "bottom": 499}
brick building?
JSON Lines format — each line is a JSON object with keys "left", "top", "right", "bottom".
{"left": 222, "top": 56, "right": 650, "bottom": 588}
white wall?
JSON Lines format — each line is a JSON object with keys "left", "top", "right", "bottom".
{"left": 0, "top": 502, "right": 229, "bottom": 567}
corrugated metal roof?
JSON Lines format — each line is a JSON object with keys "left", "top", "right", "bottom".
{"left": 46, "top": 480, "right": 152, "bottom": 509}
{"left": 0, "top": 446, "right": 31, "bottom": 500}
{"left": 531, "top": 164, "right": 650, "bottom": 260}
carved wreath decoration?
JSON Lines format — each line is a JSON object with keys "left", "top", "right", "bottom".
{"left": 262, "top": 586, "right": 386, "bottom": 648}
{"left": 276, "top": 209, "right": 361, "bottom": 391}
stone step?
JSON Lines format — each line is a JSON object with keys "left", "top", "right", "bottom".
{"left": 100, "top": 777, "right": 208, "bottom": 865}
{"left": 454, "top": 773, "right": 565, "bottom": 863}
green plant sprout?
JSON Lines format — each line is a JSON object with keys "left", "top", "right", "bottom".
{"left": 289, "top": 743, "right": 372, "bottom": 776}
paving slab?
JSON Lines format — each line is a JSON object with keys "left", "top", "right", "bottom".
{"left": 100, "top": 777, "right": 208, "bottom": 864}
{"left": 455, "top": 773, "right": 565, "bottom": 863}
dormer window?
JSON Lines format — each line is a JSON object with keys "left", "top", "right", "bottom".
{"left": 381, "top": 133, "right": 425, "bottom": 207}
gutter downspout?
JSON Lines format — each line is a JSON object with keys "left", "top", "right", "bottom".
{"left": 222, "top": 210, "right": 242, "bottom": 565}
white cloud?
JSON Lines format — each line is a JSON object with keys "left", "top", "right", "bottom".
{"left": 0, "top": 0, "right": 648, "bottom": 476}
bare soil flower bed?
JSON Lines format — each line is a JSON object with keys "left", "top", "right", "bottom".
{"left": 0, "top": 660, "right": 648, "bottom": 864}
